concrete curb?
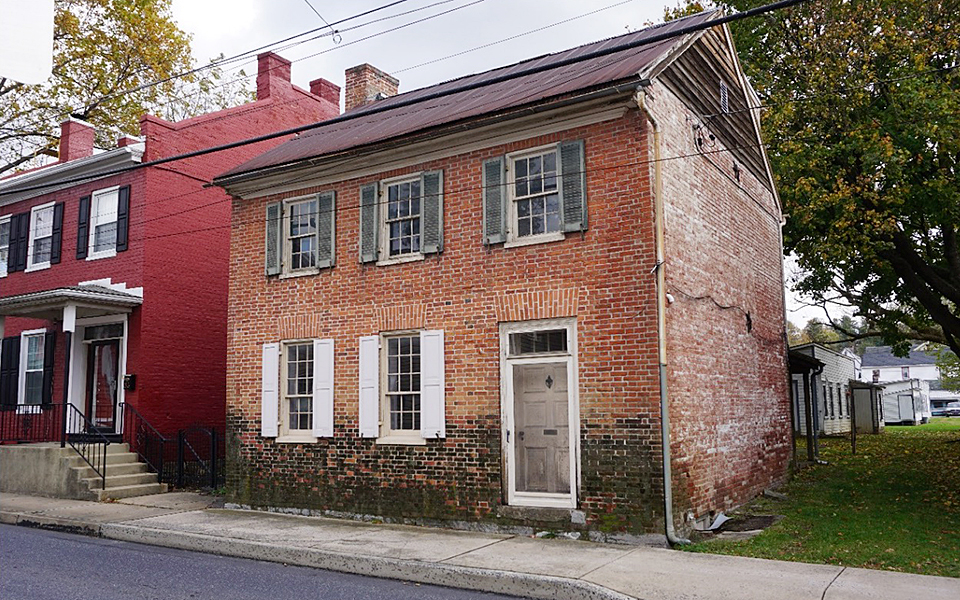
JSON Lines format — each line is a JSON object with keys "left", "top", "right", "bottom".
{"left": 99, "top": 522, "right": 634, "bottom": 600}
{"left": 1, "top": 510, "right": 102, "bottom": 537}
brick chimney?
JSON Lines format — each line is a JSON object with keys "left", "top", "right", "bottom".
{"left": 256, "top": 52, "right": 292, "bottom": 100}
{"left": 59, "top": 118, "right": 95, "bottom": 162}
{"left": 309, "top": 78, "right": 341, "bottom": 110}
{"left": 344, "top": 64, "right": 398, "bottom": 112}
{"left": 117, "top": 134, "right": 141, "bottom": 148}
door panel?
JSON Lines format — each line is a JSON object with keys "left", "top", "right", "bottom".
{"left": 86, "top": 340, "right": 120, "bottom": 432}
{"left": 514, "top": 363, "right": 569, "bottom": 494}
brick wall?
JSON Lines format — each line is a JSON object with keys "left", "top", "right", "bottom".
{"left": 650, "top": 79, "right": 791, "bottom": 527}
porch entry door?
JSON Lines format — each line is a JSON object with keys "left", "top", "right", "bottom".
{"left": 513, "top": 362, "right": 570, "bottom": 494}
{"left": 85, "top": 339, "right": 120, "bottom": 433}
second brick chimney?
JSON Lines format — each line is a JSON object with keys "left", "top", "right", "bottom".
{"left": 59, "top": 118, "right": 95, "bottom": 163}
{"left": 256, "top": 52, "right": 293, "bottom": 100}
{"left": 344, "top": 64, "right": 399, "bottom": 112}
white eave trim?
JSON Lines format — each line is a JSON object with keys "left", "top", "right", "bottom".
{"left": 0, "top": 288, "right": 144, "bottom": 313}
{"left": 0, "top": 143, "right": 145, "bottom": 207}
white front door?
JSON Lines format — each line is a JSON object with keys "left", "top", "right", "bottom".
{"left": 501, "top": 319, "right": 578, "bottom": 508}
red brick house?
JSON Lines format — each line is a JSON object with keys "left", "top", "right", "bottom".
{"left": 215, "top": 12, "right": 789, "bottom": 538}
{"left": 0, "top": 53, "right": 339, "bottom": 452}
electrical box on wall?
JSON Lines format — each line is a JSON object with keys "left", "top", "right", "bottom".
{"left": 123, "top": 374, "right": 136, "bottom": 391}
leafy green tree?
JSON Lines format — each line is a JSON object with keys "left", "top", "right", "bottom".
{"left": 668, "top": 0, "right": 960, "bottom": 356}
{"left": 0, "top": 0, "right": 252, "bottom": 175}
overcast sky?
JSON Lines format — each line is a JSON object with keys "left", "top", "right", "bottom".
{"left": 167, "top": 0, "right": 833, "bottom": 326}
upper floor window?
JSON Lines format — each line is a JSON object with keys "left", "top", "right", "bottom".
{"left": 0, "top": 215, "right": 10, "bottom": 277}
{"left": 901, "top": 366, "right": 910, "bottom": 379}
{"left": 510, "top": 148, "right": 561, "bottom": 240}
{"left": 264, "top": 192, "right": 335, "bottom": 277}
{"left": 26, "top": 203, "right": 56, "bottom": 271}
{"left": 89, "top": 187, "right": 119, "bottom": 258}
{"left": 359, "top": 172, "right": 443, "bottom": 265}
{"left": 482, "top": 140, "right": 586, "bottom": 247}
{"left": 872, "top": 369, "right": 880, "bottom": 383}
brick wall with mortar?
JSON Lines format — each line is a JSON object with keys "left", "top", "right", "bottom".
{"left": 225, "top": 96, "right": 785, "bottom": 533}
{"left": 344, "top": 64, "right": 399, "bottom": 112}
{"left": 1, "top": 54, "right": 340, "bottom": 436}
{"left": 648, "top": 79, "right": 790, "bottom": 527}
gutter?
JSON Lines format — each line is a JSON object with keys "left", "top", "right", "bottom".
{"left": 635, "top": 83, "right": 690, "bottom": 546}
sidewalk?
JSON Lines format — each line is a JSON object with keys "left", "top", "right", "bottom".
{"left": 2, "top": 492, "right": 957, "bottom": 600}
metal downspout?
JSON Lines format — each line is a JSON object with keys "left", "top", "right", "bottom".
{"left": 636, "top": 85, "right": 690, "bottom": 546}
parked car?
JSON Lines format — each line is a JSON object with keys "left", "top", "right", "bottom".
{"left": 945, "top": 402, "right": 960, "bottom": 417}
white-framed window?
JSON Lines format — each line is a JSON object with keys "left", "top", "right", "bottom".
{"left": 507, "top": 145, "right": 561, "bottom": 243}
{"left": 872, "top": 369, "right": 880, "bottom": 383}
{"left": 901, "top": 366, "right": 910, "bottom": 379}
{"left": 19, "top": 329, "right": 46, "bottom": 405}
{"left": 282, "top": 341, "right": 314, "bottom": 435}
{"left": 88, "top": 187, "right": 119, "bottom": 259}
{"left": 285, "top": 196, "right": 318, "bottom": 273}
{"left": 0, "top": 214, "right": 10, "bottom": 277}
{"left": 382, "top": 332, "right": 421, "bottom": 434}
{"left": 382, "top": 177, "right": 422, "bottom": 259}
{"left": 26, "top": 202, "right": 55, "bottom": 271}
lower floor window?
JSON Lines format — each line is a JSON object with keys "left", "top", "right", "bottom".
{"left": 284, "top": 342, "right": 313, "bottom": 432}
{"left": 22, "top": 333, "right": 45, "bottom": 405}
{"left": 385, "top": 334, "right": 420, "bottom": 431}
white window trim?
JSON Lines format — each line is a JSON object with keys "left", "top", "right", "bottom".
{"left": 376, "top": 173, "right": 425, "bottom": 266}
{"left": 18, "top": 328, "right": 47, "bottom": 407}
{"left": 504, "top": 143, "right": 564, "bottom": 247}
{"left": 500, "top": 318, "right": 579, "bottom": 509}
{"left": 25, "top": 201, "right": 56, "bottom": 272}
{"left": 86, "top": 185, "right": 120, "bottom": 261}
{"left": 277, "top": 339, "right": 318, "bottom": 443}
{"left": 280, "top": 194, "right": 321, "bottom": 278}
{"left": 376, "top": 330, "right": 427, "bottom": 445}
{"left": 0, "top": 213, "right": 10, "bottom": 278}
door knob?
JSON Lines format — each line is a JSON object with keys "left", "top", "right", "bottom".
{"left": 518, "top": 431, "right": 525, "bottom": 441}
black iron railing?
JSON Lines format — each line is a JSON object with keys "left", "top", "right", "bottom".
{"left": 64, "top": 404, "right": 109, "bottom": 491}
{"left": 0, "top": 403, "right": 64, "bottom": 444}
{"left": 119, "top": 402, "right": 167, "bottom": 484}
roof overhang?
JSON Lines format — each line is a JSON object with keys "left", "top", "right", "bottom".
{"left": 789, "top": 350, "right": 824, "bottom": 374}
{"left": 0, "top": 286, "right": 142, "bottom": 321}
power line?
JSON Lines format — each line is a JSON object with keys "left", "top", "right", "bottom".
{"left": 0, "top": 0, "right": 812, "bottom": 198}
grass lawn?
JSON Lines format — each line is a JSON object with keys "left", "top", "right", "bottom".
{"left": 685, "top": 418, "right": 960, "bottom": 577}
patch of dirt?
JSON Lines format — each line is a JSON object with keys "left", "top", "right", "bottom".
{"left": 719, "top": 514, "right": 782, "bottom": 532}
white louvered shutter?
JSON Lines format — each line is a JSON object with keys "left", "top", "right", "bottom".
{"left": 358, "top": 336, "right": 380, "bottom": 437}
{"left": 261, "top": 343, "right": 280, "bottom": 438}
{"left": 313, "top": 339, "right": 334, "bottom": 437}
{"left": 419, "top": 330, "right": 445, "bottom": 439}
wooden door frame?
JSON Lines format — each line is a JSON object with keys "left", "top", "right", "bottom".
{"left": 499, "top": 318, "right": 579, "bottom": 509}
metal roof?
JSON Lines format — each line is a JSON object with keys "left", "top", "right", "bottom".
{"left": 860, "top": 345, "right": 938, "bottom": 367}
{"left": 220, "top": 10, "right": 717, "bottom": 179}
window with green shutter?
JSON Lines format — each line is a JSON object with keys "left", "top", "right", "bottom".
{"left": 361, "top": 171, "right": 443, "bottom": 263}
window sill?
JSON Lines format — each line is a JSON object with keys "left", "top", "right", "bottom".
{"left": 24, "top": 262, "right": 50, "bottom": 273}
{"left": 376, "top": 253, "right": 424, "bottom": 267}
{"left": 86, "top": 250, "right": 117, "bottom": 262}
{"left": 376, "top": 434, "right": 427, "bottom": 446}
{"left": 279, "top": 268, "right": 320, "bottom": 280}
{"left": 275, "top": 434, "right": 319, "bottom": 444}
{"left": 504, "top": 232, "right": 565, "bottom": 249}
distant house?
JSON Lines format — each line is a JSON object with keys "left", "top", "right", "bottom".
{"left": 860, "top": 344, "right": 959, "bottom": 414}
{"left": 790, "top": 344, "right": 854, "bottom": 436}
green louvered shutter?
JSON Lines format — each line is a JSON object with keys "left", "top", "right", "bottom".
{"left": 265, "top": 202, "right": 282, "bottom": 276}
{"left": 559, "top": 140, "right": 587, "bottom": 232}
{"left": 421, "top": 170, "right": 443, "bottom": 254}
{"left": 482, "top": 157, "right": 506, "bottom": 244}
{"left": 316, "top": 191, "right": 336, "bottom": 268}
{"left": 359, "top": 183, "right": 379, "bottom": 263}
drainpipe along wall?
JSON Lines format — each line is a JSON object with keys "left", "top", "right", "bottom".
{"left": 635, "top": 84, "right": 690, "bottom": 546}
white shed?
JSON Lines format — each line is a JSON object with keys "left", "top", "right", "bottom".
{"left": 880, "top": 379, "right": 932, "bottom": 425}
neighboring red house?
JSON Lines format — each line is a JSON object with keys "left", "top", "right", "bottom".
{"left": 215, "top": 12, "right": 790, "bottom": 538}
{"left": 0, "top": 53, "right": 340, "bottom": 446}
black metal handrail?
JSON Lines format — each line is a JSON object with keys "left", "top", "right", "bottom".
{"left": 64, "top": 404, "right": 110, "bottom": 492}
{"left": 119, "top": 402, "right": 168, "bottom": 484}
{"left": 176, "top": 426, "right": 223, "bottom": 489}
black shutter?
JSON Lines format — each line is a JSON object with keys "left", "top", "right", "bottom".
{"left": 11, "top": 213, "right": 29, "bottom": 272}
{"left": 0, "top": 336, "right": 20, "bottom": 410}
{"left": 50, "top": 202, "right": 64, "bottom": 264}
{"left": 116, "top": 185, "right": 130, "bottom": 252}
{"left": 5, "top": 214, "right": 21, "bottom": 273}
{"left": 77, "top": 195, "right": 91, "bottom": 259}
{"left": 41, "top": 331, "right": 56, "bottom": 406}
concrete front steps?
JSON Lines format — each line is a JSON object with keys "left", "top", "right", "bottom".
{"left": 66, "top": 443, "right": 167, "bottom": 501}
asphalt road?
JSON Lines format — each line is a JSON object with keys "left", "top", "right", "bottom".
{"left": 0, "top": 525, "right": 521, "bottom": 600}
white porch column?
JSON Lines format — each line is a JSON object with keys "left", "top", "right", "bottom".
{"left": 62, "top": 304, "right": 77, "bottom": 333}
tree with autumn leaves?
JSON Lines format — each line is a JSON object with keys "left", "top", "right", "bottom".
{"left": 668, "top": 0, "right": 960, "bottom": 357}
{"left": 0, "top": 0, "right": 251, "bottom": 176}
